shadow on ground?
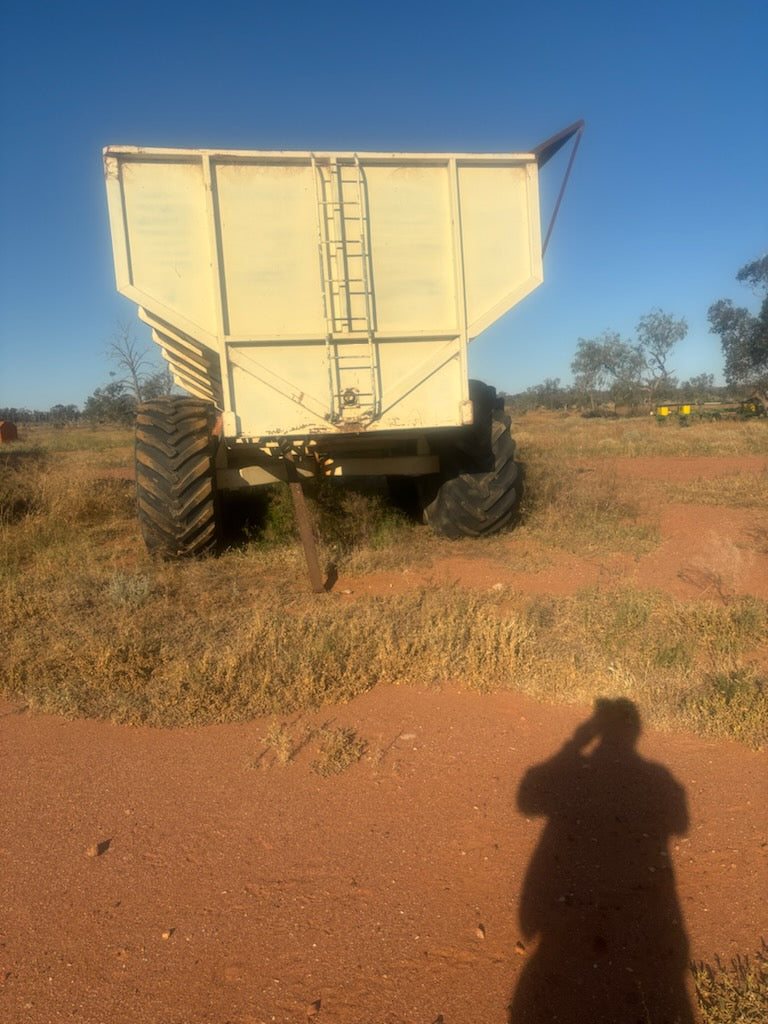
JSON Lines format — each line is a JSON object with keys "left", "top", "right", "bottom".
{"left": 508, "top": 698, "right": 695, "bottom": 1024}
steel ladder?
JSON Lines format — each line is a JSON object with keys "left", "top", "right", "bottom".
{"left": 312, "top": 155, "right": 380, "bottom": 424}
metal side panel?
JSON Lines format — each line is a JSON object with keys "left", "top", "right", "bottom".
{"left": 228, "top": 336, "right": 465, "bottom": 437}
{"left": 458, "top": 162, "right": 543, "bottom": 337}
{"left": 214, "top": 161, "right": 325, "bottom": 337}
{"left": 106, "top": 156, "right": 219, "bottom": 336}
{"left": 362, "top": 163, "right": 458, "bottom": 335}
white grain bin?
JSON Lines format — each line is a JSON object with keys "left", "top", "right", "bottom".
{"left": 104, "top": 123, "right": 582, "bottom": 565}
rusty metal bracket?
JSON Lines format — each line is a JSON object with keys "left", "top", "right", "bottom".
{"left": 533, "top": 120, "right": 584, "bottom": 258}
{"left": 283, "top": 455, "right": 326, "bottom": 593}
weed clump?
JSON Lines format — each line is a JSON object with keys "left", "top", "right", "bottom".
{"left": 692, "top": 941, "right": 768, "bottom": 1023}
{"left": 263, "top": 721, "right": 295, "bottom": 765}
{"left": 680, "top": 671, "right": 767, "bottom": 748}
{"left": 312, "top": 726, "right": 366, "bottom": 776}
{"left": 0, "top": 450, "right": 48, "bottom": 524}
{"left": 105, "top": 571, "right": 155, "bottom": 608}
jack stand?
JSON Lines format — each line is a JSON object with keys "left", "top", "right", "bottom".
{"left": 284, "top": 458, "right": 326, "bottom": 593}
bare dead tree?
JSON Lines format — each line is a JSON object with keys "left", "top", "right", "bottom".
{"left": 107, "top": 320, "right": 153, "bottom": 403}
{"left": 107, "top": 320, "right": 176, "bottom": 402}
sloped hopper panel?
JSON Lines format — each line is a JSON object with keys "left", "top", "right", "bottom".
{"left": 105, "top": 148, "right": 543, "bottom": 438}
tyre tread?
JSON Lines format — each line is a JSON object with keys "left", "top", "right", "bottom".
{"left": 424, "top": 384, "right": 521, "bottom": 539}
{"left": 134, "top": 397, "right": 220, "bottom": 558}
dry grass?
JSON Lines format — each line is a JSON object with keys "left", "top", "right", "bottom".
{"left": 513, "top": 409, "right": 768, "bottom": 458}
{"left": 2, "top": 558, "right": 534, "bottom": 726}
{"left": 14, "top": 422, "right": 134, "bottom": 454}
{"left": 1, "top": 418, "right": 766, "bottom": 746}
{"left": 262, "top": 720, "right": 295, "bottom": 765}
{"left": 514, "top": 588, "right": 767, "bottom": 746}
{"left": 254, "top": 718, "right": 367, "bottom": 775}
{"left": 519, "top": 454, "right": 659, "bottom": 558}
{"left": 664, "top": 468, "right": 768, "bottom": 508}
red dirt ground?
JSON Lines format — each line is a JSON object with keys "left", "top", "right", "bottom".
{"left": 1, "top": 456, "right": 767, "bottom": 1023}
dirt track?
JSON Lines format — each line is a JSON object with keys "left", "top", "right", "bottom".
{"left": 1, "top": 687, "right": 766, "bottom": 1024}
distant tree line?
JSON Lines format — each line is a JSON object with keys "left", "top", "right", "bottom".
{"left": 0, "top": 404, "right": 83, "bottom": 425}
{"left": 509, "top": 256, "right": 767, "bottom": 412}
{"left": 506, "top": 373, "right": 728, "bottom": 414}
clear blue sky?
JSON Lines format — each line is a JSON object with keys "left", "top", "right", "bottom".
{"left": 1, "top": 0, "right": 766, "bottom": 409}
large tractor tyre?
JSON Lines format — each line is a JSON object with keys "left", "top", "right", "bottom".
{"left": 134, "top": 396, "right": 221, "bottom": 559}
{"left": 424, "top": 385, "right": 522, "bottom": 540}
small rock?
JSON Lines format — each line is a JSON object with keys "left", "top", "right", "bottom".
{"left": 515, "top": 940, "right": 527, "bottom": 956}
{"left": 475, "top": 923, "right": 486, "bottom": 940}
{"left": 85, "top": 839, "right": 111, "bottom": 858}
{"left": 306, "top": 998, "right": 321, "bottom": 1017}
{"left": 161, "top": 929, "right": 174, "bottom": 940}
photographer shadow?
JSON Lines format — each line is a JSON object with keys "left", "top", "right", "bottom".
{"left": 508, "top": 699, "right": 694, "bottom": 1024}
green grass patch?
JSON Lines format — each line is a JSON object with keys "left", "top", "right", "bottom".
{"left": 223, "top": 479, "right": 434, "bottom": 574}
{"left": 510, "top": 587, "right": 767, "bottom": 747}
